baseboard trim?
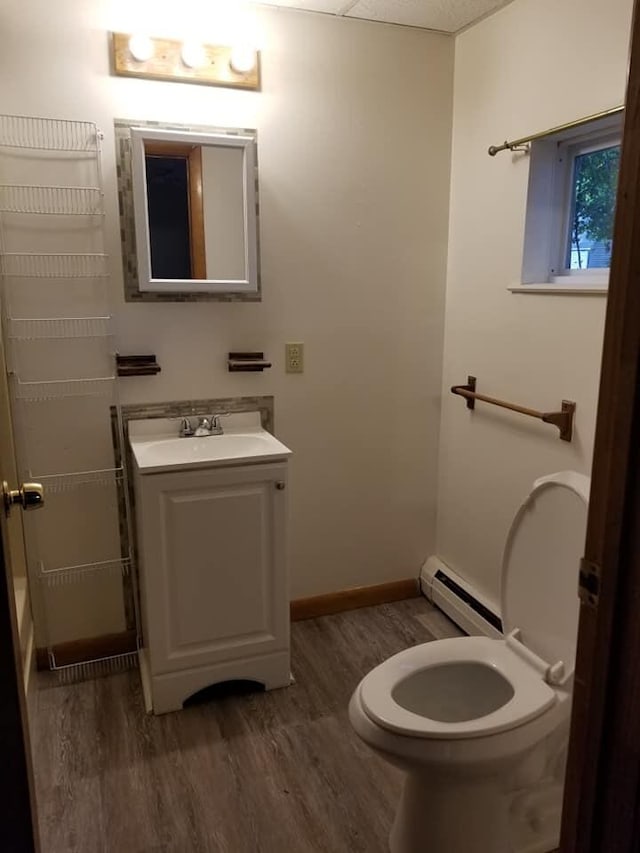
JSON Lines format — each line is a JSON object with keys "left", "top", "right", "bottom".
{"left": 35, "top": 630, "right": 137, "bottom": 670}
{"left": 290, "top": 578, "right": 420, "bottom": 621}
{"left": 34, "top": 582, "right": 421, "bottom": 667}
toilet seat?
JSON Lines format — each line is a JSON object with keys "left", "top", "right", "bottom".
{"left": 359, "top": 636, "right": 556, "bottom": 740}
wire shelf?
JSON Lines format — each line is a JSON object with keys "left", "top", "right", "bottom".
{"left": 1, "top": 253, "right": 108, "bottom": 279}
{"left": 32, "top": 467, "right": 123, "bottom": 492}
{"left": 4, "top": 279, "right": 111, "bottom": 323}
{"left": 0, "top": 185, "right": 103, "bottom": 215}
{"left": 8, "top": 316, "right": 112, "bottom": 339}
{"left": 0, "top": 115, "right": 99, "bottom": 152}
{"left": 13, "top": 375, "right": 115, "bottom": 401}
{"left": 0, "top": 112, "right": 137, "bottom": 681}
{"left": 45, "top": 651, "right": 138, "bottom": 683}
{"left": 38, "top": 557, "right": 130, "bottom": 586}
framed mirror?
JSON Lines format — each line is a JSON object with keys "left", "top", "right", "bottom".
{"left": 116, "top": 120, "right": 260, "bottom": 301}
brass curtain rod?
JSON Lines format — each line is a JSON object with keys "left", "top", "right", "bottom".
{"left": 451, "top": 376, "right": 576, "bottom": 442}
{"left": 488, "top": 105, "right": 624, "bottom": 156}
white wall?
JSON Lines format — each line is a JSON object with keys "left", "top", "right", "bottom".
{"left": 201, "top": 145, "right": 246, "bottom": 280}
{"left": 0, "top": 0, "right": 453, "bottom": 608}
{"left": 436, "top": 0, "right": 634, "bottom": 608}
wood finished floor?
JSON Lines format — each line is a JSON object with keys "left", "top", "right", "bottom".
{"left": 33, "top": 598, "right": 462, "bottom": 853}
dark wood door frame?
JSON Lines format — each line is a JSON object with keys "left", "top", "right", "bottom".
{"left": 560, "top": 0, "right": 640, "bottom": 849}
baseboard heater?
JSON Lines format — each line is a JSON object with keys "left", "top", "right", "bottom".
{"left": 420, "top": 556, "right": 503, "bottom": 639}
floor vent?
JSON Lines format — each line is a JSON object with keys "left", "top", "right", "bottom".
{"left": 420, "top": 556, "right": 503, "bottom": 638}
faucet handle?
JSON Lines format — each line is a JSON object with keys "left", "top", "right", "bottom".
{"left": 210, "top": 412, "right": 229, "bottom": 426}
{"left": 179, "top": 416, "right": 194, "bottom": 437}
{"left": 209, "top": 412, "right": 229, "bottom": 433}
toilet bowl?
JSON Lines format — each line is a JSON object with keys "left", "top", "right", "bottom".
{"left": 349, "top": 471, "right": 590, "bottom": 853}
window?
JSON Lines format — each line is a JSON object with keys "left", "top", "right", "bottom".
{"left": 556, "top": 135, "right": 620, "bottom": 276}
{"left": 520, "top": 113, "right": 622, "bottom": 290}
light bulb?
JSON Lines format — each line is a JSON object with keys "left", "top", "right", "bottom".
{"left": 128, "top": 34, "right": 154, "bottom": 63}
{"left": 181, "top": 41, "right": 207, "bottom": 69}
{"left": 230, "top": 45, "right": 257, "bottom": 75}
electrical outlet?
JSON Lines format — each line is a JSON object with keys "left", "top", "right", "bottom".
{"left": 285, "top": 342, "right": 304, "bottom": 374}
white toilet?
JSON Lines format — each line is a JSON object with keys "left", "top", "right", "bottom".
{"left": 349, "top": 471, "right": 589, "bottom": 853}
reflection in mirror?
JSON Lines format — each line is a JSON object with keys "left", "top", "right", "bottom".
{"left": 145, "top": 143, "right": 200, "bottom": 279}
{"left": 130, "top": 127, "right": 258, "bottom": 294}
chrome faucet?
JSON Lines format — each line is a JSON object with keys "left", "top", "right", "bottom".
{"left": 194, "top": 417, "right": 213, "bottom": 437}
{"left": 179, "top": 414, "right": 227, "bottom": 438}
{"left": 194, "top": 414, "right": 227, "bottom": 437}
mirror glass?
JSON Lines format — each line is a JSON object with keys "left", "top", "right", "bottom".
{"left": 131, "top": 127, "right": 258, "bottom": 294}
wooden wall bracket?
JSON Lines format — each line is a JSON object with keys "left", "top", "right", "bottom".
{"left": 451, "top": 375, "right": 576, "bottom": 442}
{"left": 228, "top": 352, "right": 272, "bottom": 373}
{"left": 542, "top": 400, "right": 577, "bottom": 443}
{"left": 116, "top": 354, "right": 161, "bottom": 377}
{"left": 456, "top": 375, "right": 477, "bottom": 409}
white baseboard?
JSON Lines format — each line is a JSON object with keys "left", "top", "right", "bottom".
{"left": 420, "top": 555, "right": 503, "bottom": 639}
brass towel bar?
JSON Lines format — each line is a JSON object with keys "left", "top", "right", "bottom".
{"left": 451, "top": 376, "right": 576, "bottom": 442}
{"left": 488, "top": 104, "right": 624, "bottom": 156}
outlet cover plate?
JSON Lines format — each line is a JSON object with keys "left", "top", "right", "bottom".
{"left": 285, "top": 342, "right": 304, "bottom": 374}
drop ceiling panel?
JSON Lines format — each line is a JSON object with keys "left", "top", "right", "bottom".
{"left": 257, "top": 0, "right": 512, "bottom": 33}
{"left": 346, "top": 0, "right": 508, "bottom": 31}
{"left": 259, "top": 0, "right": 353, "bottom": 13}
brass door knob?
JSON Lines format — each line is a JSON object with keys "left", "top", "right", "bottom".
{"left": 3, "top": 481, "right": 44, "bottom": 516}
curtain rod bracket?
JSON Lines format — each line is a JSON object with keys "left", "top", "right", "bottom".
{"left": 488, "top": 141, "right": 531, "bottom": 156}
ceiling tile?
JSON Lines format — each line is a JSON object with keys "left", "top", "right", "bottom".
{"left": 258, "top": 0, "right": 352, "bottom": 13}
{"left": 345, "top": 0, "right": 509, "bottom": 32}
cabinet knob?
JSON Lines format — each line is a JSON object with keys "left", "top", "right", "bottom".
{"left": 275, "top": 482, "right": 286, "bottom": 490}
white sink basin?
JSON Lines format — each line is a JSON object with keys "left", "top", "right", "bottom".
{"left": 129, "top": 413, "right": 291, "bottom": 474}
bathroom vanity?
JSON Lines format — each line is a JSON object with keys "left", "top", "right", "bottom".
{"left": 129, "top": 412, "right": 292, "bottom": 714}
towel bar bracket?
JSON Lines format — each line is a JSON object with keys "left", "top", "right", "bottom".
{"left": 458, "top": 375, "right": 477, "bottom": 410}
{"left": 542, "top": 400, "right": 576, "bottom": 443}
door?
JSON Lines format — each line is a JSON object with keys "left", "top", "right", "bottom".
{"left": 0, "top": 477, "right": 41, "bottom": 852}
{"left": 0, "top": 313, "right": 31, "bottom": 674}
{"left": 0, "top": 303, "right": 41, "bottom": 851}
{"left": 136, "top": 462, "right": 290, "bottom": 674}
{"left": 560, "top": 0, "right": 640, "bottom": 849}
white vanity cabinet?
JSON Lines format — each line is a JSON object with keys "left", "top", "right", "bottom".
{"left": 130, "top": 415, "right": 292, "bottom": 714}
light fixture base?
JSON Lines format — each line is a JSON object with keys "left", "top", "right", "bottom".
{"left": 110, "top": 32, "right": 260, "bottom": 91}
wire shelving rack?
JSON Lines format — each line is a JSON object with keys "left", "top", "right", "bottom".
{"left": 0, "top": 113, "right": 138, "bottom": 679}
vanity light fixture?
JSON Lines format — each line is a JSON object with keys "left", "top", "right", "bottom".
{"left": 111, "top": 32, "right": 260, "bottom": 91}
{"left": 181, "top": 41, "right": 207, "bottom": 69}
{"left": 230, "top": 45, "right": 257, "bottom": 75}
{"left": 128, "top": 34, "right": 154, "bottom": 63}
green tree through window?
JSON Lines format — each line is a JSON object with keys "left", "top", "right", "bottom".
{"left": 568, "top": 144, "right": 621, "bottom": 269}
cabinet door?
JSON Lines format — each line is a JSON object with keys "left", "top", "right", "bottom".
{"left": 137, "top": 463, "right": 288, "bottom": 675}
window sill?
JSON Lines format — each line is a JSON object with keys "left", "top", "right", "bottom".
{"left": 509, "top": 284, "right": 608, "bottom": 296}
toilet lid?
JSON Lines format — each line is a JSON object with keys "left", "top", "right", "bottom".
{"left": 501, "top": 471, "right": 590, "bottom": 679}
